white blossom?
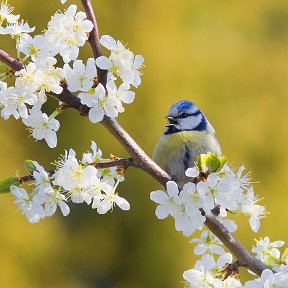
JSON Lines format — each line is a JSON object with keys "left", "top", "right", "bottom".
{"left": 150, "top": 181, "right": 180, "bottom": 219}
{"left": 245, "top": 269, "right": 288, "bottom": 288}
{"left": 0, "top": 20, "right": 35, "bottom": 37}
{"left": 92, "top": 183, "right": 130, "bottom": 214}
{"left": 106, "top": 79, "right": 135, "bottom": 113}
{"left": 10, "top": 186, "right": 45, "bottom": 223}
{"left": 0, "top": 84, "right": 37, "bottom": 119}
{"left": 44, "top": 5, "right": 93, "bottom": 63}
{"left": 40, "top": 187, "right": 70, "bottom": 217}
{"left": 81, "top": 83, "right": 118, "bottom": 123}
{"left": 0, "top": 1, "right": 19, "bottom": 24}
{"left": 151, "top": 181, "right": 206, "bottom": 236}
{"left": 81, "top": 141, "right": 103, "bottom": 164}
{"left": 183, "top": 266, "right": 222, "bottom": 288}
{"left": 53, "top": 148, "right": 99, "bottom": 203}
{"left": 252, "top": 237, "right": 284, "bottom": 268}
{"left": 32, "top": 161, "right": 51, "bottom": 192}
{"left": 96, "top": 35, "right": 144, "bottom": 87}
{"left": 23, "top": 105, "right": 60, "bottom": 148}
{"left": 196, "top": 173, "right": 217, "bottom": 214}
{"left": 190, "top": 229, "right": 225, "bottom": 256}
{"left": 242, "top": 189, "right": 266, "bottom": 233}
{"left": 63, "top": 58, "right": 96, "bottom": 92}
{"left": 15, "top": 59, "right": 63, "bottom": 96}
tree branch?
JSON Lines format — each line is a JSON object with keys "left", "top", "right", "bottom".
{"left": 18, "top": 158, "right": 135, "bottom": 184}
{"left": 205, "top": 214, "right": 268, "bottom": 275}
{"left": 0, "top": 48, "right": 24, "bottom": 71}
{"left": 101, "top": 117, "right": 171, "bottom": 186}
{"left": 0, "top": 10, "right": 268, "bottom": 277}
{"left": 80, "top": 0, "right": 107, "bottom": 86}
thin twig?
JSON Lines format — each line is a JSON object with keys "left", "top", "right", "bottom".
{"left": 0, "top": 48, "right": 24, "bottom": 71}
{"left": 17, "top": 158, "right": 135, "bottom": 184}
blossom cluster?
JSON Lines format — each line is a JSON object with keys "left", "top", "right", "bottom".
{"left": 183, "top": 229, "right": 242, "bottom": 287}
{"left": 150, "top": 163, "right": 265, "bottom": 237}
{"left": 0, "top": 2, "right": 143, "bottom": 148}
{"left": 10, "top": 141, "right": 130, "bottom": 224}
{"left": 245, "top": 237, "right": 288, "bottom": 287}
{"left": 149, "top": 155, "right": 279, "bottom": 287}
{"left": 183, "top": 233, "right": 288, "bottom": 287}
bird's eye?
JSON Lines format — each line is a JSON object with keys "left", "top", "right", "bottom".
{"left": 180, "top": 113, "right": 189, "bottom": 118}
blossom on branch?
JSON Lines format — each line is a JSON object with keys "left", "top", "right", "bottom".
{"left": 8, "top": 141, "right": 129, "bottom": 223}
{"left": 44, "top": 5, "right": 93, "bottom": 63}
{"left": 0, "top": 82, "right": 37, "bottom": 119}
{"left": 96, "top": 35, "right": 144, "bottom": 88}
{"left": 150, "top": 159, "right": 267, "bottom": 239}
{"left": 22, "top": 105, "right": 60, "bottom": 148}
{"left": 63, "top": 58, "right": 97, "bottom": 92}
{"left": 0, "top": 2, "right": 19, "bottom": 24}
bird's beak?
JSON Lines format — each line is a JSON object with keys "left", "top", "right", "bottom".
{"left": 165, "top": 116, "right": 177, "bottom": 127}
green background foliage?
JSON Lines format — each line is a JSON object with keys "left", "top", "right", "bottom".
{"left": 1, "top": 0, "right": 288, "bottom": 287}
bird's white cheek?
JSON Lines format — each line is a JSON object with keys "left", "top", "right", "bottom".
{"left": 179, "top": 114, "right": 202, "bottom": 130}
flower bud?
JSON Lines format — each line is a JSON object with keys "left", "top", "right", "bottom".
{"left": 24, "top": 159, "right": 36, "bottom": 174}
{"left": 0, "top": 176, "right": 20, "bottom": 194}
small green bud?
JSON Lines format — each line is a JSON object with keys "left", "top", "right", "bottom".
{"left": 204, "top": 153, "right": 221, "bottom": 172}
{"left": 0, "top": 176, "right": 20, "bottom": 194}
{"left": 196, "top": 154, "right": 206, "bottom": 171}
{"left": 24, "top": 159, "right": 36, "bottom": 174}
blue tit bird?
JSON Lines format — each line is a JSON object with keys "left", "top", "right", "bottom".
{"left": 152, "top": 100, "right": 221, "bottom": 185}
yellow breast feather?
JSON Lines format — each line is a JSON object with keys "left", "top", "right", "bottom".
{"left": 152, "top": 131, "right": 221, "bottom": 182}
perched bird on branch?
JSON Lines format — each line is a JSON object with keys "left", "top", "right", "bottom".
{"left": 153, "top": 100, "right": 221, "bottom": 185}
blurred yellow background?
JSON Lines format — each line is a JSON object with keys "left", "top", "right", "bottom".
{"left": 1, "top": 0, "right": 288, "bottom": 287}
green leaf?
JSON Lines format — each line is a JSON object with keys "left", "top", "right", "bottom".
{"left": 24, "top": 159, "right": 36, "bottom": 174}
{"left": 0, "top": 176, "right": 20, "bottom": 194}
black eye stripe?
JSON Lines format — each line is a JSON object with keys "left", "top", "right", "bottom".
{"left": 173, "top": 110, "right": 201, "bottom": 119}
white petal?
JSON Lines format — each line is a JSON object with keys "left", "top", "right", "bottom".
{"left": 155, "top": 205, "right": 169, "bottom": 219}
{"left": 222, "top": 219, "right": 238, "bottom": 233}
{"left": 150, "top": 190, "right": 169, "bottom": 204}
{"left": 185, "top": 167, "right": 199, "bottom": 177}
{"left": 95, "top": 56, "right": 112, "bottom": 70}
{"left": 88, "top": 106, "right": 104, "bottom": 123}
{"left": 134, "top": 55, "right": 144, "bottom": 67}
{"left": 100, "top": 35, "right": 117, "bottom": 50}
{"left": 45, "top": 130, "right": 57, "bottom": 148}
{"left": 97, "top": 200, "right": 111, "bottom": 214}
{"left": 166, "top": 181, "right": 179, "bottom": 197}
{"left": 194, "top": 245, "right": 207, "bottom": 255}
{"left": 217, "top": 252, "right": 233, "bottom": 267}
{"left": 45, "top": 201, "right": 57, "bottom": 217}
{"left": 121, "top": 91, "right": 135, "bottom": 104}
{"left": 183, "top": 269, "right": 202, "bottom": 282}
{"left": 211, "top": 244, "right": 226, "bottom": 255}
{"left": 250, "top": 216, "right": 260, "bottom": 233}
{"left": 114, "top": 195, "right": 130, "bottom": 211}
{"left": 10, "top": 186, "right": 27, "bottom": 199}
{"left": 58, "top": 201, "right": 70, "bottom": 216}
